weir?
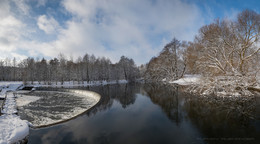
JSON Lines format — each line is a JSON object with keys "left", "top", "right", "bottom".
{"left": 0, "top": 84, "right": 101, "bottom": 143}
{"left": 17, "top": 89, "right": 101, "bottom": 128}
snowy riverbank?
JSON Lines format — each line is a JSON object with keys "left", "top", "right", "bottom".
{"left": 170, "top": 75, "right": 260, "bottom": 97}
{"left": 169, "top": 75, "right": 201, "bottom": 85}
{"left": 0, "top": 84, "right": 29, "bottom": 144}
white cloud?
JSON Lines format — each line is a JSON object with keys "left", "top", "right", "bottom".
{"left": 12, "top": 0, "right": 30, "bottom": 15}
{"left": 0, "top": 0, "right": 206, "bottom": 65}
{"left": 37, "top": 15, "right": 60, "bottom": 34}
{"left": 55, "top": 0, "right": 204, "bottom": 64}
{"left": 0, "top": 16, "right": 23, "bottom": 27}
{"left": 0, "top": 1, "right": 25, "bottom": 57}
{"left": 37, "top": 0, "right": 47, "bottom": 7}
{"left": 0, "top": 0, "right": 10, "bottom": 18}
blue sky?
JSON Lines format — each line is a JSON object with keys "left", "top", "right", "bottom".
{"left": 0, "top": 0, "right": 259, "bottom": 65}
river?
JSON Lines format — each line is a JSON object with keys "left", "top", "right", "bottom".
{"left": 24, "top": 83, "right": 260, "bottom": 144}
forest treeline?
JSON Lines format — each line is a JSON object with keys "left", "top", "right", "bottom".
{"left": 0, "top": 54, "right": 139, "bottom": 84}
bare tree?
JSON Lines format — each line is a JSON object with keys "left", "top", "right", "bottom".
{"left": 118, "top": 56, "right": 139, "bottom": 82}
{"left": 49, "top": 58, "right": 59, "bottom": 84}
{"left": 83, "top": 54, "right": 90, "bottom": 82}
{"left": 187, "top": 10, "right": 260, "bottom": 96}
{"left": 58, "top": 53, "right": 67, "bottom": 85}
{"left": 145, "top": 38, "right": 185, "bottom": 82}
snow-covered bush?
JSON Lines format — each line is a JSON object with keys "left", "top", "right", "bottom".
{"left": 188, "top": 76, "right": 256, "bottom": 96}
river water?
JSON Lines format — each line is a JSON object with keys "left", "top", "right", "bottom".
{"left": 26, "top": 83, "right": 260, "bottom": 144}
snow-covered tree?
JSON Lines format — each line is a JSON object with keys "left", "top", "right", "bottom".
{"left": 58, "top": 53, "right": 67, "bottom": 85}
{"left": 83, "top": 54, "right": 90, "bottom": 81}
{"left": 186, "top": 10, "right": 260, "bottom": 96}
{"left": 145, "top": 38, "right": 185, "bottom": 82}
{"left": 118, "top": 56, "right": 139, "bottom": 82}
{"left": 49, "top": 58, "right": 59, "bottom": 84}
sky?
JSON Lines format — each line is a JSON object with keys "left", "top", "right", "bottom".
{"left": 0, "top": 0, "right": 259, "bottom": 65}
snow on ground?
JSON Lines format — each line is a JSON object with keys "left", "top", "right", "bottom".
{"left": 0, "top": 90, "right": 29, "bottom": 144}
{"left": 0, "top": 80, "right": 128, "bottom": 89}
{"left": 0, "top": 83, "right": 23, "bottom": 99}
{"left": 169, "top": 75, "right": 201, "bottom": 85}
{"left": 1, "top": 93, "right": 17, "bottom": 114}
{"left": 0, "top": 115, "right": 29, "bottom": 144}
{"left": 0, "top": 82, "right": 23, "bottom": 87}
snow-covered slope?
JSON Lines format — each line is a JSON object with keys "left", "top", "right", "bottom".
{"left": 169, "top": 75, "right": 200, "bottom": 85}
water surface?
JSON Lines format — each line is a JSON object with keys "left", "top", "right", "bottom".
{"left": 27, "top": 83, "right": 260, "bottom": 144}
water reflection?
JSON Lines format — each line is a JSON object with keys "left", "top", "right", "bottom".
{"left": 28, "top": 83, "right": 260, "bottom": 144}
{"left": 81, "top": 83, "right": 139, "bottom": 116}
{"left": 142, "top": 83, "right": 260, "bottom": 143}
{"left": 142, "top": 83, "right": 182, "bottom": 125}
{"left": 183, "top": 94, "right": 259, "bottom": 143}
